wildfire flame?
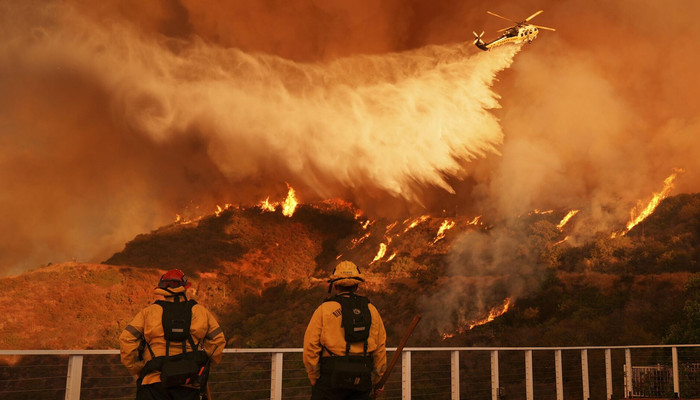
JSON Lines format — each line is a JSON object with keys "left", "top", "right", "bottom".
{"left": 387, "top": 252, "right": 397, "bottom": 262}
{"left": 468, "top": 297, "right": 512, "bottom": 330}
{"left": 618, "top": 169, "right": 683, "bottom": 236}
{"left": 257, "top": 185, "right": 298, "bottom": 217}
{"left": 174, "top": 213, "right": 200, "bottom": 225}
{"left": 530, "top": 209, "right": 554, "bottom": 215}
{"left": 371, "top": 243, "right": 388, "bottom": 264}
{"left": 553, "top": 236, "right": 570, "bottom": 246}
{"left": 442, "top": 297, "right": 513, "bottom": 339}
{"left": 432, "top": 220, "right": 456, "bottom": 244}
{"left": 468, "top": 216, "right": 482, "bottom": 225}
{"left": 403, "top": 215, "right": 430, "bottom": 233}
{"left": 215, "top": 204, "right": 234, "bottom": 217}
{"left": 557, "top": 210, "right": 579, "bottom": 230}
{"left": 349, "top": 231, "right": 371, "bottom": 249}
{"left": 282, "top": 186, "right": 298, "bottom": 217}
{"left": 259, "top": 197, "right": 276, "bottom": 212}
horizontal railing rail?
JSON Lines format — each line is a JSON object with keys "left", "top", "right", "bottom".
{"left": 2, "top": 345, "right": 700, "bottom": 400}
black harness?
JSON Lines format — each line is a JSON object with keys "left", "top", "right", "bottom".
{"left": 320, "top": 293, "right": 374, "bottom": 391}
{"left": 324, "top": 293, "right": 372, "bottom": 356}
{"left": 139, "top": 296, "right": 209, "bottom": 388}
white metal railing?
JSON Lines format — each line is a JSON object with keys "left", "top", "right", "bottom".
{"left": 2, "top": 345, "right": 700, "bottom": 399}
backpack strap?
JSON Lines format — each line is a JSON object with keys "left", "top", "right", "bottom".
{"left": 156, "top": 299, "right": 199, "bottom": 357}
{"left": 325, "top": 293, "right": 372, "bottom": 357}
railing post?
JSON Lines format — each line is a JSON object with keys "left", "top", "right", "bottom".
{"left": 451, "top": 350, "right": 460, "bottom": 400}
{"left": 525, "top": 350, "right": 534, "bottom": 400}
{"left": 64, "top": 355, "right": 83, "bottom": 400}
{"left": 271, "top": 352, "right": 283, "bottom": 400}
{"left": 403, "top": 350, "right": 412, "bottom": 400}
{"left": 581, "top": 349, "right": 590, "bottom": 400}
{"left": 605, "top": 348, "right": 613, "bottom": 400}
{"left": 555, "top": 349, "right": 563, "bottom": 400}
{"left": 491, "top": 350, "right": 499, "bottom": 400}
{"left": 672, "top": 346, "right": 680, "bottom": 398}
{"left": 625, "top": 348, "right": 632, "bottom": 398}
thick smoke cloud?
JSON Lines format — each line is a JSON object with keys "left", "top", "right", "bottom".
{"left": 1, "top": 0, "right": 699, "bottom": 281}
{"left": 421, "top": 0, "right": 700, "bottom": 332}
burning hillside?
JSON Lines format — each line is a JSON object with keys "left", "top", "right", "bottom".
{"left": 1, "top": 192, "right": 700, "bottom": 350}
{"left": 104, "top": 194, "right": 486, "bottom": 283}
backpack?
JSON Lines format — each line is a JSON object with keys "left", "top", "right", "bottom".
{"left": 141, "top": 299, "right": 209, "bottom": 387}
{"left": 323, "top": 293, "right": 373, "bottom": 391}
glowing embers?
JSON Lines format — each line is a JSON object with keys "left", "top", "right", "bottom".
{"left": 256, "top": 185, "right": 298, "bottom": 217}
{"left": 174, "top": 214, "right": 191, "bottom": 224}
{"left": 613, "top": 169, "right": 683, "bottom": 237}
{"left": 442, "top": 297, "right": 513, "bottom": 339}
{"left": 529, "top": 209, "right": 553, "bottom": 215}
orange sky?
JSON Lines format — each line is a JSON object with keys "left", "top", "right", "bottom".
{"left": 1, "top": 0, "right": 698, "bottom": 274}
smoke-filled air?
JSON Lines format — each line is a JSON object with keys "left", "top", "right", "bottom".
{"left": 1, "top": 0, "right": 699, "bottom": 291}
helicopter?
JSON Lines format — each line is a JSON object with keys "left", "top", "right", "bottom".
{"left": 473, "top": 10, "right": 555, "bottom": 51}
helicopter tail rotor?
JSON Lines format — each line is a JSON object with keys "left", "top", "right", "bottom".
{"left": 473, "top": 31, "right": 485, "bottom": 44}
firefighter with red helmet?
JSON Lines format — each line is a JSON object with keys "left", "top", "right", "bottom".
{"left": 120, "top": 269, "right": 226, "bottom": 400}
{"left": 303, "top": 261, "right": 387, "bottom": 400}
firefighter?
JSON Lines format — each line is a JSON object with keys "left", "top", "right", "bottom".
{"left": 303, "top": 261, "right": 387, "bottom": 400}
{"left": 119, "top": 269, "right": 226, "bottom": 400}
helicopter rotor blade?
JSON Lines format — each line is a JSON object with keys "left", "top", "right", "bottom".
{"left": 497, "top": 26, "right": 512, "bottom": 32}
{"left": 533, "top": 24, "right": 556, "bottom": 31}
{"left": 486, "top": 11, "right": 517, "bottom": 23}
{"left": 525, "top": 10, "right": 544, "bottom": 22}
{"left": 473, "top": 31, "right": 485, "bottom": 44}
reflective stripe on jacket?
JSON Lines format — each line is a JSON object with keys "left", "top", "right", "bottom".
{"left": 303, "top": 297, "right": 387, "bottom": 385}
{"left": 119, "top": 295, "right": 226, "bottom": 385}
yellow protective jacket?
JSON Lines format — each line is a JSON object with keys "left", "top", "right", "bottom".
{"left": 119, "top": 288, "right": 226, "bottom": 386}
{"left": 303, "top": 293, "right": 387, "bottom": 385}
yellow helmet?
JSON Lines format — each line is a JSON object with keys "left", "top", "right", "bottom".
{"left": 329, "top": 261, "right": 365, "bottom": 288}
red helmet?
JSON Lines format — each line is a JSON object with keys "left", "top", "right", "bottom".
{"left": 157, "top": 269, "right": 191, "bottom": 290}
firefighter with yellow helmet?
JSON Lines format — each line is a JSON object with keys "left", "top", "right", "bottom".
{"left": 303, "top": 261, "right": 387, "bottom": 400}
{"left": 119, "top": 269, "right": 226, "bottom": 400}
